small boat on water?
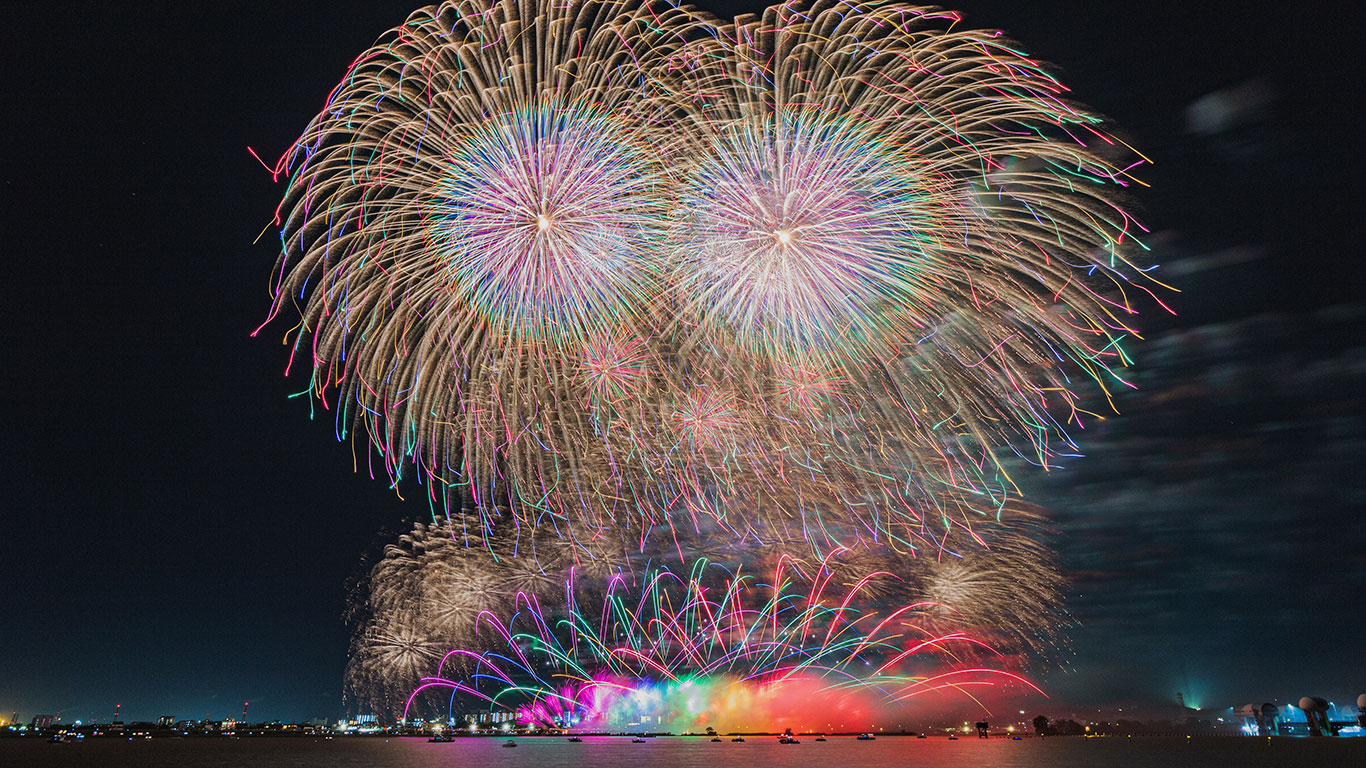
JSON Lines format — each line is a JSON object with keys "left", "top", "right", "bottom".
{"left": 731, "top": 736, "right": 746, "bottom": 742}
{"left": 49, "top": 734, "right": 82, "bottom": 744}
{"left": 632, "top": 737, "right": 647, "bottom": 743}
{"left": 428, "top": 735, "right": 453, "bottom": 743}
{"left": 778, "top": 735, "right": 800, "bottom": 744}
{"left": 916, "top": 734, "right": 927, "bottom": 739}
{"left": 567, "top": 736, "right": 584, "bottom": 742}
{"left": 815, "top": 736, "right": 826, "bottom": 742}
{"left": 710, "top": 737, "right": 722, "bottom": 742}
{"left": 948, "top": 734, "right": 959, "bottom": 741}
{"left": 503, "top": 740, "right": 518, "bottom": 748}
{"left": 857, "top": 733, "right": 876, "bottom": 741}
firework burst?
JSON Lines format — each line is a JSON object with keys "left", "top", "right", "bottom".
{"left": 347, "top": 506, "right": 1065, "bottom": 718}
{"left": 426, "top": 100, "right": 669, "bottom": 346}
{"left": 403, "top": 555, "right": 1044, "bottom": 729}
{"left": 671, "top": 111, "right": 952, "bottom": 363}
{"left": 262, "top": 1, "right": 1163, "bottom": 585}
{"left": 258, "top": 0, "right": 712, "bottom": 545}
{"left": 610, "top": 0, "right": 1171, "bottom": 549}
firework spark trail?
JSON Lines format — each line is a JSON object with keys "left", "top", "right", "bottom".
{"left": 261, "top": 0, "right": 1164, "bottom": 558}
{"left": 642, "top": 0, "right": 1168, "bottom": 548}
{"left": 259, "top": 0, "right": 715, "bottom": 548}
{"left": 401, "top": 556, "right": 1044, "bottom": 729}
{"left": 345, "top": 510, "right": 1064, "bottom": 718}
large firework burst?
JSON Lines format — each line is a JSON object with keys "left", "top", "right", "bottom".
{"left": 671, "top": 111, "right": 954, "bottom": 361}
{"left": 259, "top": 0, "right": 712, "bottom": 545}
{"left": 262, "top": 0, "right": 1163, "bottom": 566}
{"left": 645, "top": 0, "right": 1170, "bottom": 545}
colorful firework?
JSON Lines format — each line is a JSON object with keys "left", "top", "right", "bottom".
{"left": 830, "top": 504, "right": 1072, "bottom": 657}
{"left": 257, "top": 0, "right": 711, "bottom": 546}
{"left": 345, "top": 513, "right": 649, "bottom": 718}
{"left": 346, "top": 507, "right": 1065, "bottom": 718}
{"left": 670, "top": 111, "right": 950, "bottom": 362}
{"left": 402, "top": 555, "right": 1043, "bottom": 729}
{"left": 425, "top": 100, "right": 669, "bottom": 346}
{"left": 647, "top": 0, "right": 1171, "bottom": 543}
{"left": 259, "top": 0, "right": 1165, "bottom": 560}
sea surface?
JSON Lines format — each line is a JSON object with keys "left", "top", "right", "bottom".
{"left": 3, "top": 734, "right": 1363, "bottom": 767}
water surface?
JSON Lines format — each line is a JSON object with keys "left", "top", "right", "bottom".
{"left": 4, "top": 734, "right": 1362, "bottom": 767}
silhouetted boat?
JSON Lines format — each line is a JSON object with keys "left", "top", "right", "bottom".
{"left": 948, "top": 734, "right": 958, "bottom": 741}
{"left": 632, "top": 737, "right": 646, "bottom": 743}
{"left": 711, "top": 737, "right": 722, "bottom": 742}
{"left": 857, "top": 733, "right": 876, "bottom": 740}
{"left": 567, "top": 736, "right": 583, "bottom": 742}
{"left": 815, "top": 736, "right": 827, "bottom": 742}
{"left": 502, "top": 740, "right": 517, "bottom": 748}
{"left": 916, "top": 734, "right": 927, "bottom": 739}
{"left": 731, "top": 736, "right": 745, "bottom": 742}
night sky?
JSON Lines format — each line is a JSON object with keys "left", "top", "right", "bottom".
{"left": 3, "top": 1, "right": 1361, "bottom": 724}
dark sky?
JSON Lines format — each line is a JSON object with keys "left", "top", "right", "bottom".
{"left": 2, "top": 1, "right": 1361, "bottom": 724}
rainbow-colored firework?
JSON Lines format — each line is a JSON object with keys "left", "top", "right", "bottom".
{"left": 259, "top": 0, "right": 1165, "bottom": 555}
{"left": 426, "top": 100, "right": 670, "bottom": 348}
{"left": 646, "top": 0, "right": 1174, "bottom": 555}
{"left": 346, "top": 510, "right": 1065, "bottom": 718}
{"left": 400, "top": 555, "right": 1043, "bottom": 730}
{"left": 257, "top": 0, "right": 710, "bottom": 546}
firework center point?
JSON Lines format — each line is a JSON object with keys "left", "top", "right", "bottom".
{"left": 536, "top": 213, "right": 552, "bottom": 231}
{"left": 775, "top": 229, "right": 793, "bottom": 245}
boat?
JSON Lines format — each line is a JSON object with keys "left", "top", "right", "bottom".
{"left": 711, "top": 737, "right": 722, "bottom": 742}
{"left": 948, "top": 734, "right": 959, "bottom": 741}
{"left": 502, "top": 740, "right": 518, "bottom": 748}
{"left": 916, "top": 734, "right": 927, "bottom": 739}
{"left": 428, "top": 734, "right": 453, "bottom": 743}
{"left": 632, "top": 737, "right": 647, "bottom": 743}
{"left": 857, "top": 733, "right": 876, "bottom": 741}
{"left": 778, "top": 735, "right": 800, "bottom": 744}
{"left": 567, "top": 736, "right": 584, "bottom": 742}
{"left": 731, "top": 736, "right": 746, "bottom": 742}
{"left": 815, "top": 736, "right": 827, "bottom": 741}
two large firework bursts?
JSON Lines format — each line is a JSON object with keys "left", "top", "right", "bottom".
{"left": 261, "top": 0, "right": 1161, "bottom": 722}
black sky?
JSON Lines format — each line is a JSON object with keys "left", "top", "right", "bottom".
{"left": 2, "top": 0, "right": 1361, "bottom": 723}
